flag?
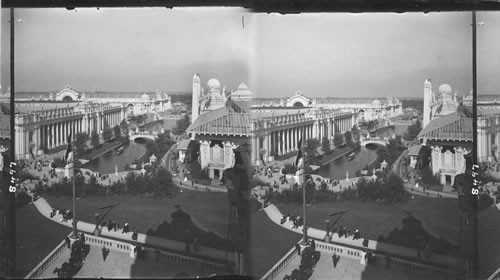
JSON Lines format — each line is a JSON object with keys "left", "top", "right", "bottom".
{"left": 295, "top": 138, "right": 304, "bottom": 171}
{"left": 64, "top": 133, "right": 73, "bottom": 165}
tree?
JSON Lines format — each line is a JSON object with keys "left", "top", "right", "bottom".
{"left": 155, "top": 132, "right": 175, "bottom": 156}
{"left": 113, "top": 125, "right": 121, "bottom": 140}
{"left": 367, "top": 121, "right": 375, "bottom": 131}
{"left": 102, "top": 127, "right": 113, "bottom": 143}
{"left": 120, "top": 119, "right": 129, "bottom": 137}
{"left": 173, "top": 114, "right": 191, "bottom": 135}
{"left": 145, "top": 140, "right": 159, "bottom": 157}
{"left": 344, "top": 131, "right": 353, "bottom": 147}
{"left": 333, "top": 133, "right": 344, "bottom": 148}
{"left": 321, "top": 137, "right": 331, "bottom": 154}
{"left": 351, "top": 125, "right": 360, "bottom": 141}
{"left": 304, "top": 138, "right": 320, "bottom": 163}
{"left": 91, "top": 131, "right": 100, "bottom": 148}
{"left": 403, "top": 120, "right": 422, "bottom": 141}
{"left": 74, "top": 132, "right": 89, "bottom": 157}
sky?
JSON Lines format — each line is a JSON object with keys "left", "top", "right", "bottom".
{"left": 1, "top": 10, "right": 499, "bottom": 99}
{"left": 252, "top": 12, "right": 487, "bottom": 99}
{"left": 1, "top": 8, "right": 251, "bottom": 93}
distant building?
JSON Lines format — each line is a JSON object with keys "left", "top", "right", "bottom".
{"left": 0, "top": 85, "right": 174, "bottom": 160}
{"left": 191, "top": 75, "right": 251, "bottom": 124}
{"left": 476, "top": 95, "right": 500, "bottom": 163}
{"left": 230, "top": 82, "right": 253, "bottom": 102}
{"left": 423, "top": 79, "right": 460, "bottom": 128}
{"left": 254, "top": 91, "right": 403, "bottom": 122}
{"left": 191, "top": 75, "right": 228, "bottom": 124}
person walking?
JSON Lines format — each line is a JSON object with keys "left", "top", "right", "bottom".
{"left": 65, "top": 237, "right": 71, "bottom": 249}
{"left": 332, "top": 253, "right": 339, "bottom": 268}
{"left": 101, "top": 246, "right": 109, "bottom": 261}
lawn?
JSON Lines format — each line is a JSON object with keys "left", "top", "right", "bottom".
{"left": 16, "top": 203, "right": 72, "bottom": 278}
{"left": 249, "top": 210, "right": 302, "bottom": 278}
{"left": 478, "top": 206, "right": 500, "bottom": 278}
{"left": 44, "top": 190, "right": 232, "bottom": 249}
{"left": 276, "top": 195, "right": 461, "bottom": 256}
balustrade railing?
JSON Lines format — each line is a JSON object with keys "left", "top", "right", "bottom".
{"left": 313, "top": 239, "right": 455, "bottom": 278}
{"left": 259, "top": 246, "right": 298, "bottom": 280}
{"left": 83, "top": 234, "right": 229, "bottom": 274}
{"left": 27, "top": 233, "right": 231, "bottom": 278}
{"left": 25, "top": 237, "right": 68, "bottom": 279}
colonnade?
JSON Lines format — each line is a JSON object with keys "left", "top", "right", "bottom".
{"left": 253, "top": 111, "right": 356, "bottom": 162}
{"left": 14, "top": 106, "right": 124, "bottom": 159}
{"left": 478, "top": 115, "right": 500, "bottom": 162}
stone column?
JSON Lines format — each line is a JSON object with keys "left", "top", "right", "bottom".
{"left": 55, "top": 122, "right": 59, "bottom": 147}
{"left": 280, "top": 130, "right": 285, "bottom": 155}
{"left": 286, "top": 129, "right": 290, "bottom": 154}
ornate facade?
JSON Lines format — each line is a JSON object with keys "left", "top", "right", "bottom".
{"left": 7, "top": 102, "right": 124, "bottom": 160}
{"left": 477, "top": 97, "right": 500, "bottom": 163}
{"left": 251, "top": 107, "right": 356, "bottom": 164}
{"left": 254, "top": 92, "right": 402, "bottom": 122}
{"left": 423, "top": 79, "right": 460, "bottom": 128}
{"left": 191, "top": 75, "right": 228, "bottom": 124}
{"left": 418, "top": 112, "right": 472, "bottom": 186}
{"left": 2, "top": 85, "right": 172, "bottom": 119}
{"left": 187, "top": 98, "right": 252, "bottom": 180}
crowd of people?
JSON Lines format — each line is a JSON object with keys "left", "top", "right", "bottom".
{"left": 280, "top": 214, "right": 304, "bottom": 229}
{"left": 50, "top": 208, "right": 74, "bottom": 223}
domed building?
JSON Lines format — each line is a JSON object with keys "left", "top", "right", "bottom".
{"left": 423, "top": 79, "right": 459, "bottom": 128}
{"left": 191, "top": 74, "right": 252, "bottom": 123}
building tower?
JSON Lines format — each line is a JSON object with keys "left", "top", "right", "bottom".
{"left": 423, "top": 79, "right": 432, "bottom": 128}
{"left": 192, "top": 74, "right": 201, "bottom": 124}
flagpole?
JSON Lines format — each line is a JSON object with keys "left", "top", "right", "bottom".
{"left": 72, "top": 132, "right": 77, "bottom": 238}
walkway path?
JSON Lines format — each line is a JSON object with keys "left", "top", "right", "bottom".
{"left": 31, "top": 196, "right": 233, "bottom": 263}
{"left": 257, "top": 200, "right": 457, "bottom": 268}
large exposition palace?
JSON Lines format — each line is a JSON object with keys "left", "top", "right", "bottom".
{"left": 0, "top": 85, "right": 173, "bottom": 160}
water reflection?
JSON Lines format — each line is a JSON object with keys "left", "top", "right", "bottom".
{"left": 317, "top": 147, "right": 378, "bottom": 180}
{"left": 84, "top": 141, "right": 146, "bottom": 174}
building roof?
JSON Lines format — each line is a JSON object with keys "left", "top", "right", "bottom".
{"left": 408, "top": 144, "right": 423, "bottom": 156}
{"left": 177, "top": 139, "right": 192, "bottom": 150}
{"left": 417, "top": 112, "right": 472, "bottom": 142}
{"left": 187, "top": 101, "right": 252, "bottom": 137}
{"left": 478, "top": 107, "right": 500, "bottom": 116}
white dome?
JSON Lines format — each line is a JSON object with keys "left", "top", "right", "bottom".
{"left": 207, "top": 78, "right": 221, "bottom": 89}
{"left": 141, "top": 93, "right": 150, "bottom": 100}
{"left": 438, "top": 84, "right": 452, "bottom": 95}
{"left": 372, "top": 99, "right": 381, "bottom": 106}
